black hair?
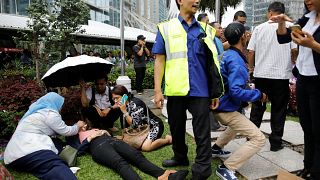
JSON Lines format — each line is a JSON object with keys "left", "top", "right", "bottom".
{"left": 111, "top": 85, "right": 133, "bottom": 101}
{"left": 175, "top": 0, "right": 180, "bottom": 10}
{"left": 224, "top": 22, "right": 245, "bottom": 45}
{"left": 268, "top": 1, "right": 285, "bottom": 14}
{"left": 304, "top": 2, "right": 310, "bottom": 14}
{"left": 197, "top": 13, "right": 208, "bottom": 21}
{"left": 233, "top": 10, "right": 247, "bottom": 20}
{"left": 95, "top": 75, "right": 108, "bottom": 83}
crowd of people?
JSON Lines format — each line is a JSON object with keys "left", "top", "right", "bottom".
{"left": 2, "top": 0, "right": 320, "bottom": 179}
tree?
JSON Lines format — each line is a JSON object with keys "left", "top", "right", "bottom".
{"left": 47, "top": 0, "right": 90, "bottom": 61}
{"left": 199, "top": 0, "right": 242, "bottom": 22}
{"left": 14, "top": 0, "right": 89, "bottom": 83}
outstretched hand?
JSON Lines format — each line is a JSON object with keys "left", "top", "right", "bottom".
{"left": 269, "top": 14, "right": 293, "bottom": 23}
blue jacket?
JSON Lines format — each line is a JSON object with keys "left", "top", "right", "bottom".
{"left": 217, "top": 47, "right": 262, "bottom": 112}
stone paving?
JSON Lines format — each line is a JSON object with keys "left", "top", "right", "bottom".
{"left": 136, "top": 90, "right": 304, "bottom": 180}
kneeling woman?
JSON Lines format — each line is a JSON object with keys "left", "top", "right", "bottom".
{"left": 77, "top": 127, "right": 188, "bottom": 180}
{"left": 4, "top": 92, "right": 85, "bottom": 180}
{"left": 111, "top": 85, "right": 171, "bottom": 152}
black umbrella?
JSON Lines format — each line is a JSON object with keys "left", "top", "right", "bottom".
{"left": 42, "top": 55, "right": 114, "bottom": 87}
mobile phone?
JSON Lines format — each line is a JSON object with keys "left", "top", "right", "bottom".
{"left": 121, "top": 94, "right": 128, "bottom": 104}
{"left": 289, "top": 24, "right": 302, "bottom": 33}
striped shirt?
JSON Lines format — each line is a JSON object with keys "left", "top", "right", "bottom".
{"left": 247, "top": 21, "right": 297, "bottom": 79}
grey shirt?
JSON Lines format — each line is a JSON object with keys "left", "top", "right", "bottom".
{"left": 133, "top": 44, "right": 146, "bottom": 68}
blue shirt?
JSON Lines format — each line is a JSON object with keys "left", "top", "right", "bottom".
{"left": 214, "top": 37, "right": 224, "bottom": 55}
{"left": 218, "top": 47, "right": 261, "bottom": 112}
{"left": 152, "top": 16, "right": 209, "bottom": 97}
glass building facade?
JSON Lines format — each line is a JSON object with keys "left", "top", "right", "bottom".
{"left": 252, "top": 0, "right": 304, "bottom": 27}
{"left": 0, "top": 0, "right": 30, "bottom": 16}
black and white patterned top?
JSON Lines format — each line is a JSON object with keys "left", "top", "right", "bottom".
{"left": 126, "top": 97, "right": 163, "bottom": 141}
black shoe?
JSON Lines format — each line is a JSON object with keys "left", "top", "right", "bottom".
{"left": 297, "top": 168, "right": 311, "bottom": 179}
{"left": 270, "top": 145, "right": 284, "bottom": 152}
{"left": 162, "top": 158, "right": 189, "bottom": 167}
{"left": 168, "top": 170, "right": 189, "bottom": 180}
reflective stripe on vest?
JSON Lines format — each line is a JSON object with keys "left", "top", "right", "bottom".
{"left": 158, "top": 18, "right": 222, "bottom": 96}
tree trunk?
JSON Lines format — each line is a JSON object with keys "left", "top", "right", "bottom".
{"left": 33, "top": 32, "right": 40, "bottom": 84}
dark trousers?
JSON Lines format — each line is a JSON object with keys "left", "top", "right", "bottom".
{"left": 296, "top": 74, "right": 320, "bottom": 179}
{"left": 83, "top": 106, "right": 121, "bottom": 129}
{"left": 90, "top": 136, "right": 164, "bottom": 180}
{"left": 134, "top": 67, "right": 146, "bottom": 92}
{"left": 167, "top": 96, "right": 212, "bottom": 180}
{"left": 250, "top": 78, "right": 289, "bottom": 147}
{"left": 8, "top": 150, "right": 76, "bottom": 180}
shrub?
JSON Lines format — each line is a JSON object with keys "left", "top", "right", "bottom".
{"left": 0, "top": 111, "right": 24, "bottom": 138}
{"left": 108, "top": 62, "right": 154, "bottom": 89}
{"left": 0, "top": 76, "right": 44, "bottom": 112}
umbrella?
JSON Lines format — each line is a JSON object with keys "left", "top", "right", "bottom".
{"left": 42, "top": 55, "right": 114, "bottom": 87}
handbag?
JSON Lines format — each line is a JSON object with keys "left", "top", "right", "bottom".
{"left": 121, "top": 106, "right": 150, "bottom": 149}
{"left": 59, "top": 145, "right": 78, "bottom": 167}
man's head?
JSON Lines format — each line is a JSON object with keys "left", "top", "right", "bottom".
{"left": 197, "top": 13, "right": 209, "bottom": 23}
{"left": 175, "top": 0, "right": 200, "bottom": 15}
{"left": 209, "top": 22, "right": 223, "bottom": 38}
{"left": 267, "top": 2, "right": 285, "bottom": 19}
{"left": 137, "top": 35, "right": 146, "bottom": 45}
{"left": 224, "top": 22, "right": 246, "bottom": 47}
{"left": 95, "top": 76, "right": 108, "bottom": 94}
{"left": 233, "top": 10, "right": 247, "bottom": 25}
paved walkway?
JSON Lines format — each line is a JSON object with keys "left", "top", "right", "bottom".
{"left": 136, "top": 90, "right": 304, "bottom": 180}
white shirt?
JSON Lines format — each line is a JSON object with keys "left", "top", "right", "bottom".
{"left": 296, "top": 11, "right": 319, "bottom": 76}
{"left": 4, "top": 109, "right": 78, "bottom": 164}
{"left": 248, "top": 21, "right": 297, "bottom": 79}
{"left": 85, "top": 86, "right": 111, "bottom": 109}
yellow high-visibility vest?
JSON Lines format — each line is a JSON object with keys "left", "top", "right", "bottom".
{"left": 158, "top": 18, "right": 223, "bottom": 97}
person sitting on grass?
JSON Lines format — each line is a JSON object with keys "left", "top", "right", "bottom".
{"left": 111, "top": 85, "right": 172, "bottom": 152}
{"left": 210, "top": 23, "right": 267, "bottom": 180}
{"left": 80, "top": 77, "right": 122, "bottom": 132}
{"left": 4, "top": 92, "right": 86, "bottom": 180}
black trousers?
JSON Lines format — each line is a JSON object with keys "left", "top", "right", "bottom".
{"left": 167, "top": 96, "right": 212, "bottom": 180}
{"left": 83, "top": 106, "right": 122, "bottom": 129}
{"left": 134, "top": 67, "right": 146, "bottom": 92}
{"left": 250, "top": 78, "right": 289, "bottom": 147}
{"left": 296, "top": 74, "right": 320, "bottom": 179}
{"left": 90, "top": 136, "right": 164, "bottom": 180}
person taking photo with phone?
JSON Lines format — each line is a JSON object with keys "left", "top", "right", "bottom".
{"left": 270, "top": 0, "right": 320, "bottom": 179}
{"left": 111, "top": 85, "right": 172, "bottom": 152}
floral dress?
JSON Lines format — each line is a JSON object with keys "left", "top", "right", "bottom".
{"left": 126, "top": 97, "right": 164, "bottom": 141}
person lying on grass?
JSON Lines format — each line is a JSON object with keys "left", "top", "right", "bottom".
{"left": 72, "top": 122, "right": 188, "bottom": 180}
{"left": 111, "top": 85, "right": 172, "bottom": 152}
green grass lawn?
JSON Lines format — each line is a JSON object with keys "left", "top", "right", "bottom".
{"left": 5, "top": 120, "right": 225, "bottom": 180}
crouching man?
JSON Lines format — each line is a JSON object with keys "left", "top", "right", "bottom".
{"left": 211, "top": 23, "right": 267, "bottom": 180}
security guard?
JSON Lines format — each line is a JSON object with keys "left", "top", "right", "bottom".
{"left": 153, "top": 0, "right": 223, "bottom": 179}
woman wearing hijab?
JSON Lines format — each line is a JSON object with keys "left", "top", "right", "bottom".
{"left": 4, "top": 92, "right": 86, "bottom": 180}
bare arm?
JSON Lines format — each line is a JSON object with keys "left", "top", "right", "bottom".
{"left": 154, "top": 54, "right": 166, "bottom": 108}
{"left": 247, "top": 50, "right": 255, "bottom": 74}
{"left": 223, "top": 41, "right": 230, "bottom": 50}
{"left": 269, "top": 14, "right": 292, "bottom": 35}
{"left": 80, "top": 80, "right": 89, "bottom": 107}
{"left": 144, "top": 47, "right": 151, "bottom": 56}
{"left": 137, "top": 46, "right": 145, "bottom": 56}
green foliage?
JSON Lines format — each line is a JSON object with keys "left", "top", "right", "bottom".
{"left": 199, "top": 0, "right": 242, "bottom": 20}
{"left": 108, "top": 62, "right": 154, "bottom": 90}
{"left": 0, "top": 111, "right": 24, "bottom": 138}
{"left": 0, "top": 60, "right": 36, "bottom": 79}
